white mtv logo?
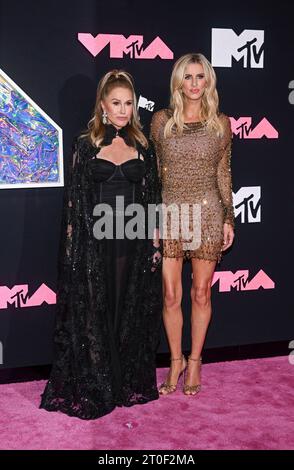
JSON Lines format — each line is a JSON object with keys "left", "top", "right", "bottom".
{"left": 137, "top": 95, "right": 155, "bottom": 112}
{"left": 211, "top": 29, "right": 264, "bottom": 68}
{"left": 234, "top": 187, "right": 261, "bottom": 223}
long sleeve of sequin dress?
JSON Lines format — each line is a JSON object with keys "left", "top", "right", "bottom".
{"left": 150, "top": 109, "right": 234, "bottom": 263}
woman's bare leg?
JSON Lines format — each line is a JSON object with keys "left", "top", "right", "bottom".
{"left": 184, "top": 258, "right": 216, "bottom": 394}
{"left": 160, "top": 257, "right": 186, "bottom": 394}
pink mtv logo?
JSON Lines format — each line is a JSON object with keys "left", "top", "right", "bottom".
{"left": 230, "top": 117, "right": 278, "bottom": 138}
{"left": 78, "top": 33, "right": 174, "bottom": 59}
{"left": 212, "top": 269, "right": 275, "bottom": 292}
{"left": 0, "top": 284, "right": 56, "bottom": 309}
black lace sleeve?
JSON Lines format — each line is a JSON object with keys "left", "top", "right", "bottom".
{"left": 141, "top": 141, "right": 162, "bottom": 271}
{"left": 142, "top": 140, "right": 162, "bottom": 208}
{"left": 57, "top": 137, "right": 83, "bottom": 280}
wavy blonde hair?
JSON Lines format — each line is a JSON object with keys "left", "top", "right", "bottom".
{"left": 164, "top": 53, "right": 224, "bottom": 138}
{"left": 83, "top": 69, "right": 148, "bottom": 148}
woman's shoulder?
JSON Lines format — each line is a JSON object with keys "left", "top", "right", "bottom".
{"left": 71, "top": 134, "right": 98, "bottom": 162}
{"left": 151, "top": 108, "right": 172, "bottom": 126}
{"left": 136, "top": 138, "right": 152, "bottom": 158}
{"left": 150, "top": 108, "right": 172, "bottom": 142}
{"left": 135, "top": 136, "right": 156, "bottom": 164}
{"left": 76, "top": 134, "right": 98, "bottom": 150}
{"left": 75, "top": 134, "right": 92, "bottom": 146}
{"left": 217, "top": 113, "right": 232, "bottom": 146}
{"left": 218, "top": 112, "right": 231, "bottom": 129}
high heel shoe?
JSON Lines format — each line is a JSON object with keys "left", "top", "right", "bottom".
{"left": 159, "top": 354, "right": 187, "bottom": 395}
{"left": 183, "top": 355, "right": 202, "bottom": 396}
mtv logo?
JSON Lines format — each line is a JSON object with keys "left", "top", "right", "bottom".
{"left": 212, "top": 269, "right": 275, "bottom": 292}
{"left": 211, "top": 28, "right": 264, "bottom": 68}
{"left": 137, "top": 95, "right": 155, "bottom": 112}
{"left": 0, "top": 284, "right": 56, "bottom": 309}
{"left": 230, "top": 117, "right": 278, "bottom": 139}
{"left": 234, "top": 187, "right": 261, "bottom": 223}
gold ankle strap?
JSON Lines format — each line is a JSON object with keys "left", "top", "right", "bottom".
{"left": 170, "top": 354, "right": 184, "bottom": 361}
{"left": 188, "top": 355, "right": 202, "bottom": 362}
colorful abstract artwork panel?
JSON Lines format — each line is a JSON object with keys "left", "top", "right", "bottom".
{"left": 0, "top": 68, "right": 63, "bottom": 189}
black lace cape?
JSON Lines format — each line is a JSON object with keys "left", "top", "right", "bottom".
{"left": 39, "top": 136, "right": 163, "bottom": 419}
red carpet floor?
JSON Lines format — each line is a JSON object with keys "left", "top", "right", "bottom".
{"left": 0, "top": 356, "right": 293, "bottom": 450}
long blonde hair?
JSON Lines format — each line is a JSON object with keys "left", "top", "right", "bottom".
{"left": 84, "top": 69, "right": 148, "bottom": 148}
{"left": 164, "top": 53, "right": 224, "bottom": 138}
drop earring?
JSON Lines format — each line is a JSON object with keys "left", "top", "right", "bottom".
{"left": 102, "top": 110, "right": 108, "bottom": 125}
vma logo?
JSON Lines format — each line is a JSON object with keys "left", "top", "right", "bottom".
{"left": 0, "top": 284, "right": 56, "bottom": 309}
{"left": 234, "top": 187, "right": 261, "bottom": 223}
{"left": 211, "top": 29, "right": 264, "bottom": 68}
{"left": 230, "top": 117, "right": 278, "bottom": 139}
{"left": 212, "top": 270, "right": 275, "bottom": 292}
{"left": 138, "top": 95, "right": 155, "bottom": 112}
{"left": 78, "top": 34, "right": 174, "bottom": 59}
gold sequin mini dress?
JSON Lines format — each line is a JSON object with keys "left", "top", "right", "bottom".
{"left": 150, "top": 109, "right": 235, "bottom": 263}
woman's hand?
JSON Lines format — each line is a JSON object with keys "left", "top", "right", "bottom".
{"left": 150, "top": 228, "right": 162, "bottom": 272}
{"left": 151, "top": 246, "right": 162, "bottom": 272}
{"left": 222, "top": 222, "right": 234, "bottom": 251}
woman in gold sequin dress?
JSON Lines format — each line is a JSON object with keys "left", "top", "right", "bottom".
{"left": 150, "top": 53, "right": 235, "bottom": 396}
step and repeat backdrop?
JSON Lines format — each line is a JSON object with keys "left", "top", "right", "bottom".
{"left": 0, "top": 0, "right": 293, "bottom": 367}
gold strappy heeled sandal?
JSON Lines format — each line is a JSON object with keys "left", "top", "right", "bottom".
{"left": 183, "top": 355, "right": 202, "bottom": 396}
{"left": 159, "top": 354, "right": 187, "bottom": 395}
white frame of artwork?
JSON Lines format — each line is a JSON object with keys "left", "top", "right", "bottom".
{"left": 0, "top": 67, "right": 64, "bottom": 189}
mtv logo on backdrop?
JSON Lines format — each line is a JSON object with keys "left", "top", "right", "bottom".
{"left": 211, "top": 29, "right": 264, "bottom": 68}
{"left": 230, "top": 117, "right": 278, "bottom": 139}
{"left": 78, "top": 34, "right": 174, "bottom": 59}
{"left": 234, "top": 187, "right": 261, "bottom": 223}
{"left": 137, "top": 95, "right": 155, "bottom": 112}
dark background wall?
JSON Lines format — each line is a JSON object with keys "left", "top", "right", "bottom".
{"left": 0, "top": 0, "right": 293, "bottom": 368}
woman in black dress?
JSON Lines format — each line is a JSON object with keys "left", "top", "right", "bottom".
{"left": 40, "top": 70, "right": 162, "bottom": 419}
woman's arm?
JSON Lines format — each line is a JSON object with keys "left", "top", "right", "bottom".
{"left": 217, "top": 115, "right": 235, "bottom": 229}
{"left": 150, "top": 110, "right": 167, "bottom": 178}
{"left": 143, "top": 141, "right": 163, "bottom": 272}
{"left": 59, "top": 137, "right": 83, "bottom": 272}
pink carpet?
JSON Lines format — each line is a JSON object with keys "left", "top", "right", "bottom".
{"left": 0, "top": 356, "right": 293, "bottom": 450}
